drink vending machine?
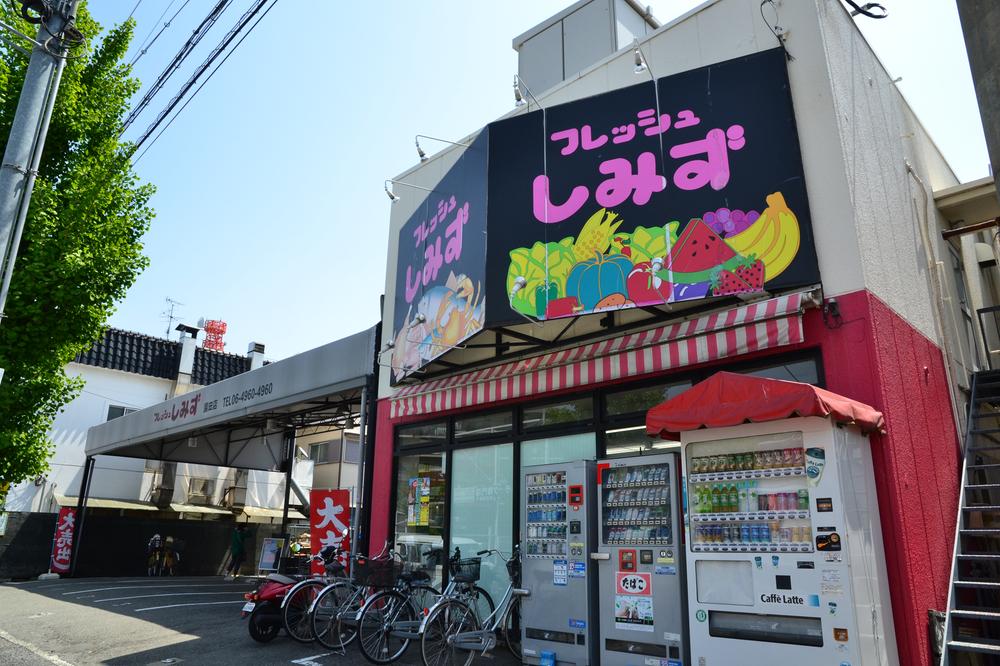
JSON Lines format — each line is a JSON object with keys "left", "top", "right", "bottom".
{"left": 682, "top": 418, "right": 899, "bottom": 665}
{"left": 592, "top": 453, "right": 688, "bottom": 666}
{"left": 521, "top": 461, "right": 598, "bottom": 665}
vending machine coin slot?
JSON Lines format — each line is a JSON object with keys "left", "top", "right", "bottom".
{"left": 640, "top": 550, "right": 653, "bottom": 564}
{"left": 570, "top": 520, "right": 582, "bottom": 534}
{"left": 569, "top": 484, "right": 584, "bottom": 508}
{"left": 619, "top": 549, "right": 636, "bottom": 572}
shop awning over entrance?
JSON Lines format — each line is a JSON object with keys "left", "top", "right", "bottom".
{"left": 85, "top": 327, "right": 377, "bottom": 471}
{"left": 390, "top": 291, "right": 814, "bottom": 419}
{"left": 645, "top": 371, "right": 885, "bottom": 437}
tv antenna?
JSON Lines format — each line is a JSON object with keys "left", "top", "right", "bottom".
{"left": 162, "top": 297, "right": 184, "bottom": 337}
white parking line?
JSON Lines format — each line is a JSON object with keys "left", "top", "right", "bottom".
{"left": 64, "top": 584, "right": 248, "bottom": 595}
{"left": 0, "top": 628, "right": 75, "bottom": 666}
{"left": 94, "top": 591, "right": 247, "bottom": 603}
{"left": 290, "top": 653, "right": 335, "bottom": 665}
{"left": 135, "top": 600, "right": 247, "bottom": 612}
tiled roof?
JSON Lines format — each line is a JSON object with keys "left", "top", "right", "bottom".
{"left": 75, "top": 329, "right": 179, "bottom": 379}
{"left": 74, "top": 328, "right": 251, "bottom": 385}
{"left": 193, "top": 347, "right": 251, "bottom": 385}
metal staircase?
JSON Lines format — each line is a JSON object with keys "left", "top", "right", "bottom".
{"left": 943, "top": 370, "right": 1000, "bottom": 664}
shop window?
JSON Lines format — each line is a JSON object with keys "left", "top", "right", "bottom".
{"left": 604, "top": 381, "right": 692, "bottom": 418}
{"left": 605, "top": 425, "right": 679, "bottom": 458}
{"left": 522, "top": 397, "right": 593, "bottom": 431}
{"left": 521, "top": 433, "right": 596, "bottom": 467}
{"left": 106, "top": 405, "right": 136, "bottom": 421}
{"left": 455, "top": 410, "right": 513, "bottom": 441}
{"left": 739, "top": 358, "right": 819, "bottom": 385}
{"left": 397, "top": 421, "right": 447, "bottom": 449}
{"left": 450, "top": 443, "right": 513, "bottom": 608}
{"left": 310, "top": 438, "right": 342, "bottom": 464}
{"left": 342, "top": 435, "right": 361, "bottom": 464}
{"left": 395, "top": 452, "right": 447, "bottom": 589}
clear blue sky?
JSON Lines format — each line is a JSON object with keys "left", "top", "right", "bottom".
{"left": 86, "top": 0, "right": 988, "bottom": 361}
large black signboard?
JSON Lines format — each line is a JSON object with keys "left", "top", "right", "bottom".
{"left": 486, "top": 48, "right": 819, "bottom": 326}
{"left": 388, "top": 131, "right": 488, "bottom": 382}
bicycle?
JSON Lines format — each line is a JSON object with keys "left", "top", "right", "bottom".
{"left": 309, "top": 542, "right": 436, "bottom": 653}
{"left": 281, "top": 544, "right": 348, "bottom": 643}
{"left": 354, "top": 548, "right": 441, "bottom": 664}
{"left": 420, "top": 545, "right": 527, "bottom": 666}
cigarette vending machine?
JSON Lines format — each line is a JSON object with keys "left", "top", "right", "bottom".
{"left": 521, "top": 461, "right": 597, "bottom": 665}
{"left": 682, "top": 418, "right": 899, "bottom": 665}
{"left": 593, "top": 453, "right": 688, "bottom": 666}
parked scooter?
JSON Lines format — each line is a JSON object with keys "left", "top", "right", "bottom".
{"left": 241, "top": 545, "right": 343, "bottom": 643}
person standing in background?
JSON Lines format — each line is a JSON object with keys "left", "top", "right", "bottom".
{"left": 225, "top": 524, "right": 247, "bottom": 580}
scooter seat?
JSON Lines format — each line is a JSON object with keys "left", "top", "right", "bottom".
{"left": 266, "top": 573, "right": 298, "bottom": 585}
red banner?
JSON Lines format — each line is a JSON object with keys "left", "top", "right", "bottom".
{"left": 310, "top": 489, "right": 350, "bottom": 575}
{"left": 50, "top": 507, "right": 76, "bottom": 574}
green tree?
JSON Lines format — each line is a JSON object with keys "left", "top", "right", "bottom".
{"left": 0, "top": 4, "right": 154, "bottom": 493}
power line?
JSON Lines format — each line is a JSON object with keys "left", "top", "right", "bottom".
{"left": 120, "top": 0, "right": 231, "bottom": 135}
{"left": 126, "top": 0, "right": 143, "bottom": 21}
{"left": 133, "top": 0, "right": 279, "bottom": 163}
{"left": 129, "top": 0, "right": 190, "bottom": 68}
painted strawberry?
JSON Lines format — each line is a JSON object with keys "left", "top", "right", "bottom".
{"left": 711, "top": 269, "right": 750, "bottom": 296}
{"left": 735, "top": 255, "right": 765, "bottom": 290}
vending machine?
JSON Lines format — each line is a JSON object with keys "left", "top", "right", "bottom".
{"left": 521, "top": 461, "right": 598, "bottom": 665}
{"left": 682, "top": 417, "right": 899, "bottom": 665}
{"left": 593, "top": 453, "right": 688, "bottom": 666}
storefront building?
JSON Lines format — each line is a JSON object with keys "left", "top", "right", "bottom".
{"left": 369, "top": 1, "right": 985, "bottom": 664}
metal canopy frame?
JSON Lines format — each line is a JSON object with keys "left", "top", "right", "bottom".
{"left": 70, "top": 327, "right": 379, "bottom": 576}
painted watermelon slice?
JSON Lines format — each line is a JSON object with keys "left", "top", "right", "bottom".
{"left": 668, "top": 218, "right": 738, "bottom": 273}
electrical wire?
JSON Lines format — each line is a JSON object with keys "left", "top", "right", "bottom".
{"left": 759, "top": 1, "right": 793, "bottom": 62}
{"left": 840, "top": 0, "right": 887, "bottom": 19}
{"left": 126, "top": 0, "right": 143, "bottom": 21}
{"left": 120, "top": 0, "right": 231, "bottom": 135}
{"left": 132, "top": 0, "right": 279, "bottom": 163}
{"left": 129, "top": 0, "right": 187, "bottom": 67}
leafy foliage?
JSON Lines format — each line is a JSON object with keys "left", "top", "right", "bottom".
{"left": 0, "top": 4, "right": 154, "bottom": 491}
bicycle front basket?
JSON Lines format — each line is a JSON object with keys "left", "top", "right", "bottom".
{"left": 450, "top": 557, "right": 481, "bottom": 584}
{"left": 355, "top": 558, "right": 403, "bottom": 588}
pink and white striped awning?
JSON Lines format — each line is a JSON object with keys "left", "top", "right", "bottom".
{"left": 389, "top": 291, "right": 812, "bottom": 419}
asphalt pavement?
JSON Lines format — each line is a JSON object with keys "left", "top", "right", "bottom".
{"left": 0, "top": 576, "right": 520, "bottom": 665}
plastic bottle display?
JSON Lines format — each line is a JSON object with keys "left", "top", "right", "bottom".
{"left": 525, "top": 470, "right": 569, "bottom": 558}
{"left": 687, "top": 448, "right": 813, "bottom": 552}
{"left": 601, "top": 463, "right": 672, "bottom": 544}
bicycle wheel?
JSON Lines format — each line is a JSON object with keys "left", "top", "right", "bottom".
{"left": 502, "top": 596, "right": 521, "bottom": 660}
{"left": 421, "top": 599, "right": 479, "bottom": 666}
{"left": 468, "top": 586, "right": 495, "bottom": 626}
{"left": 284, "top": 580, "right": 324, "bottom": 643}
{"left": 408, "top": 584, "right": 440, "bottom": 617}
{"left": 312, "top": 581, "right": 358, "bottom": 650}
{"left": 358, "top": 590, "right": 415, "bottom": 664}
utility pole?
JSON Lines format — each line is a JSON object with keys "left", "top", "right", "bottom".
{"left": 0, "top": 0, "right": 81, "bottom": 329}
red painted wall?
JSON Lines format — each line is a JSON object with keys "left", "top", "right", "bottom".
{"left": 367, "top": 288, "right": 960, "bottom": 665}
{"left": 810, "top": 290, "right": 959, "bottom": 666}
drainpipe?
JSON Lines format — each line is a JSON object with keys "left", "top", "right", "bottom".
{"left": 906, "top": 161, "right": 966, "bottom": 451}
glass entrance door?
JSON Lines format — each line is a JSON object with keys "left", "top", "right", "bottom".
{"left": 449, "top": 443, "right": 514, "bottom": 607}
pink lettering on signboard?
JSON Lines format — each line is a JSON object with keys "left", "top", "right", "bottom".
{"left": 403, "top": 198, "right": 473, "bottom": 304}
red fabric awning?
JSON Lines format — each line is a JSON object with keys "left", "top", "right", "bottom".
{"left": 646, "top": 371, "right": 885, "bottom": 437}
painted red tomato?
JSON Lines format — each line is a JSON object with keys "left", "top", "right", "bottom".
{"left": 626, "top": 262, "right": 672, "bottom": 305}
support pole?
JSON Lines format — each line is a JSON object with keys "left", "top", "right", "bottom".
{"left": 352, "top": 384, "right": 368, "bottom": 558}
{"left": 68, "top": 455, "right": 94, "bottom": 577}
{"left": 0, "top": 0, "right": 80, "bottom": 324}
{"left": 279, "top": 429, "right": 293, "bottom": 569}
